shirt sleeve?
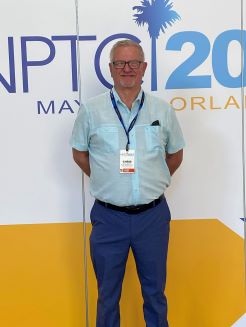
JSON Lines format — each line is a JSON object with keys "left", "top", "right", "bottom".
{"left": 166, "top": 106, "right": 185, "bottom": 154}
{"left": 70, "top": 104, "right": 90, "bottom": 151}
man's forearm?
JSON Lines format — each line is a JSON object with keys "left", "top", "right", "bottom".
{"left": 72, "top": 149, "right": 91, "bottom": 176}
{"left": 166, "top": 149, "right": 183, "bottom": 176}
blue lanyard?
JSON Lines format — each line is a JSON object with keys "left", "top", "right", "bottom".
{"left": 110, "top": 90, "right": 145, "bottom": 151}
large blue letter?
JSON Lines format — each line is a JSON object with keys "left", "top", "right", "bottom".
{"left": 0, "top": 37, "right": 16, "bottom": 93}
{"left": 52, "top": 35, "right": 96, "bottom": 92}
{"left": 21, "top": 36, "right": 56, "bottom": 92}
{"left": 212, "top": 30, "right": 246, "bottom": 88}
{"left": 166, "top": 31, "right": 211, "bottom": 89}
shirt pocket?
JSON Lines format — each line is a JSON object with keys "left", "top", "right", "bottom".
{"left": 145, "top": 125, "right": 163, "bottom": 151}
{"left": 97, "top": 126, "right": 119, "bottom": 152}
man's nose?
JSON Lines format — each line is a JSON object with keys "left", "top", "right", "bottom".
{"left": 123, "top": 62, "right": 132, "bottom": 72}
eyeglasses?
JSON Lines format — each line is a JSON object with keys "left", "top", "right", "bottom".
{"left": 112, "top": 60, "right": 143, "bottom": 69}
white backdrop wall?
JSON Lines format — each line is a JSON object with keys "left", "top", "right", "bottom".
{"left": 0, "top": 0, "right": 244, "bottom": 234}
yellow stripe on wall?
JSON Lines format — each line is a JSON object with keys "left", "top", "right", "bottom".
{"left": 0, "top": 220, "right": 245, "bottom": 327}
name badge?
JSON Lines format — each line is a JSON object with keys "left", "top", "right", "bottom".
{"left": 120, "top": 150, "right": 135, "bottom": 173}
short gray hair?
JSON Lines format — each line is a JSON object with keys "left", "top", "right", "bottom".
{"left": 109, "top": 39, "right": 145, "bottom": 62}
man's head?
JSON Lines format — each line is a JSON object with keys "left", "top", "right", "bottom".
{"left": 109, "top": 40, "right": 147, "bottom": 92}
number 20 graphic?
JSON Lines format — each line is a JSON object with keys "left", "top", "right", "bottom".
{"left": 165, "top": 30, "right": 246, "bottom": 89}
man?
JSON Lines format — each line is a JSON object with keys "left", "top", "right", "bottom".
{"left": 71, "top": 39, "right": 184, "bottom": 327}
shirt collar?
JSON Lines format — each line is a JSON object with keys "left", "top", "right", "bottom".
{"left": 111, "top": 87, "right": 143, "bottom": 107}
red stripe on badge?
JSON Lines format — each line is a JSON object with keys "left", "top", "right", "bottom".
{"left": 121, "top": 168, "right": 135, "bottom": 173}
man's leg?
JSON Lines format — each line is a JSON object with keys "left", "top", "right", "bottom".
{"left": 90, "top": 202, "right": 130, "bottom": 327}
{"left": 131, "top": 198, "right": 171, "bottom": 327}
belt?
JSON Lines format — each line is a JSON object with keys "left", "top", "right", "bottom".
{"left": 95, "top": 195, "right": 164, "bottom": 214}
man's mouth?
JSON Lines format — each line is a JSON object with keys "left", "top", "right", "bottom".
{"left": 120, "top": 74, "right": 135, "bottom": 77}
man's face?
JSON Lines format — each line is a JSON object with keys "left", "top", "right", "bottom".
{"left": 109, "top": 46, "right": 147, "bottom": 91}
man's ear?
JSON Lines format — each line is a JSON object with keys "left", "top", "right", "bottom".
{"left": 109, "top": 63, "right": 113, "bottom": 77}
{"left": 142, "top": 62, "right": 147, "bottom": 75}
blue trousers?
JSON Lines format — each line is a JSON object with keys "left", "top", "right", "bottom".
{"left": 90, "top": 197, "right": 170, "bottom": 327}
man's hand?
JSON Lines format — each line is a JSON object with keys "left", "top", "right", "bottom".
{"left": 72, "top": 148, "right": 90, "bottom": 176}
{"left": 166, "top": 149, "right": 183, "bottom": 176}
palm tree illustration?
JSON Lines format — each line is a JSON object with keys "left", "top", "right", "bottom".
{"left": 133, "top": 0, "right": 180, "bottom": 90}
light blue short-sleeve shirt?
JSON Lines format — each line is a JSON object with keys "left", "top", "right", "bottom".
{"left": 70, "top": 89, "right": 185, "bottom": 206}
